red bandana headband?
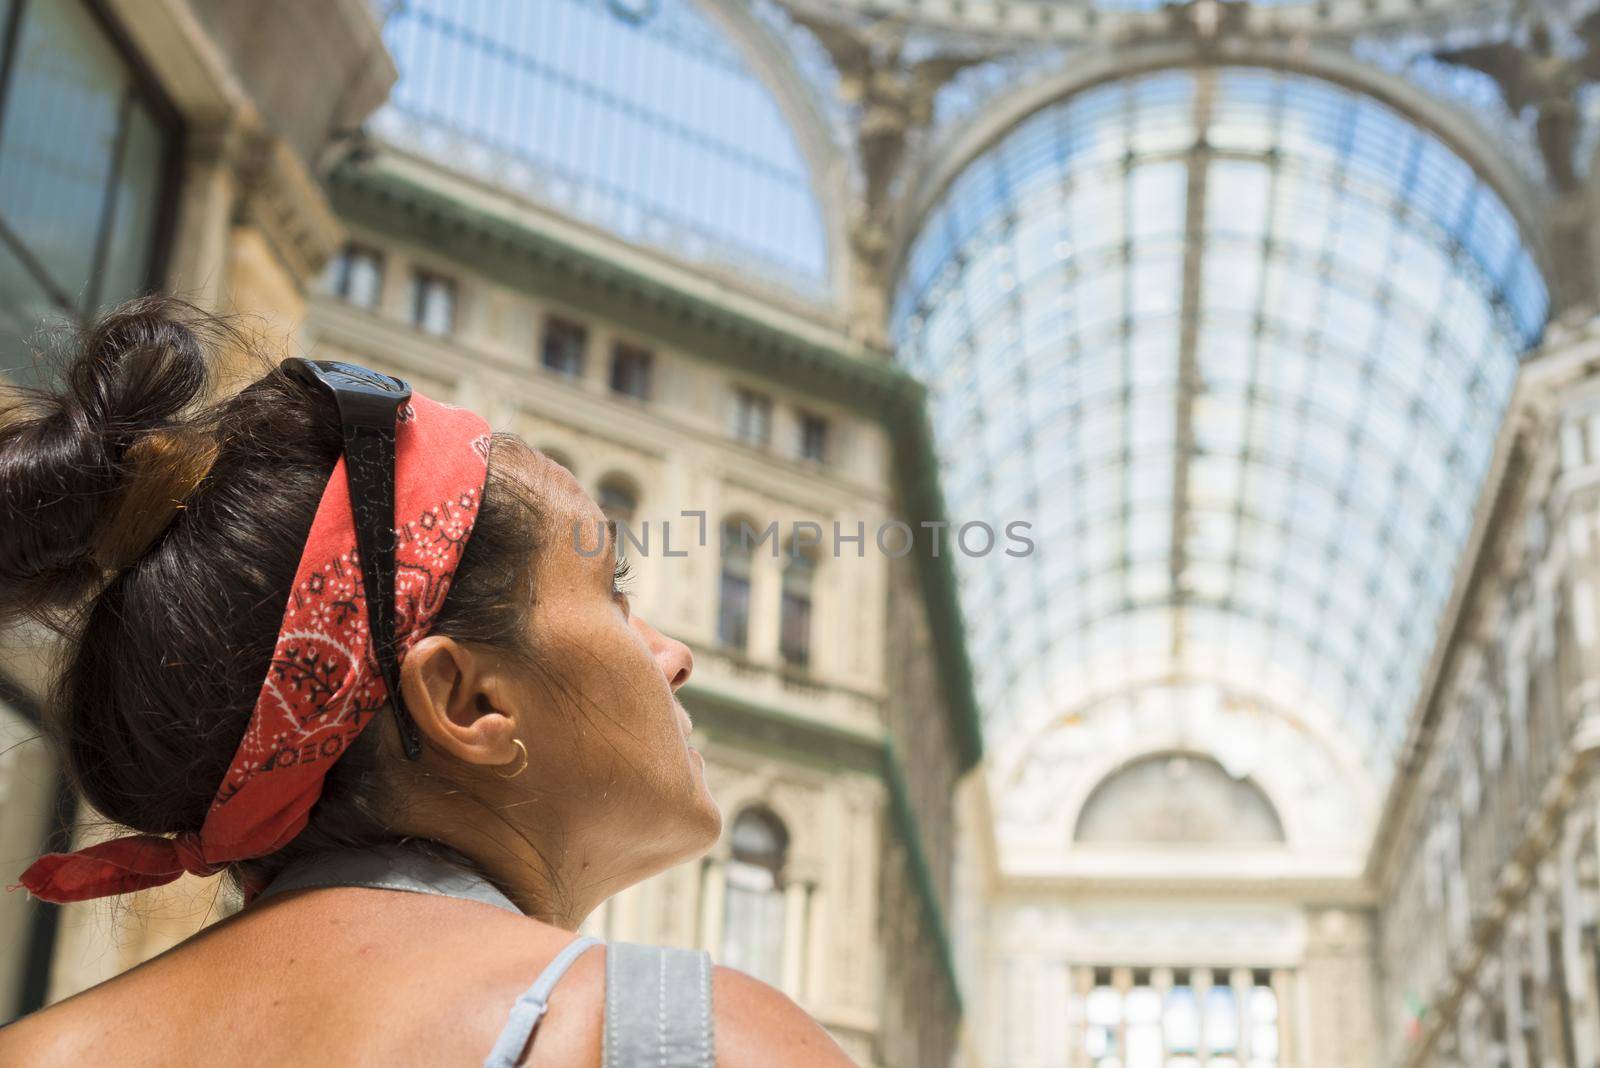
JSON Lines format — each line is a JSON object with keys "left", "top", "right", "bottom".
{"left": 16, "top": 391, "right": 492, "bottom": 904}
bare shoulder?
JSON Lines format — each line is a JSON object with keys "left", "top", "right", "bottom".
{"left": 712, "top": 965, "right": 858, "bottom": 1067}
{"left": 0, "top": 996, "right": 111, "bottom": 1068}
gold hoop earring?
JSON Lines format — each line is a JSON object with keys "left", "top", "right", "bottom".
{"left": 495, "top": 738, "right": 528, "bottom": 779}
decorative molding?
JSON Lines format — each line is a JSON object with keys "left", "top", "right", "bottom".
{"left": 234, "top": 132, "right": 345, "bottom": 289}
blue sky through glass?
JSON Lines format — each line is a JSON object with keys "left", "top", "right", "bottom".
{"left": 376, "top": 0, "right": 829, "bottom": 295}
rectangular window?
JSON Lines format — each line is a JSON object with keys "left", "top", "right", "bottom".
{"left": 730, "top": 387, "right": 772, "bottom": 447}
{"left": 542, "top": 316, "right": 588, "bottom": 378}
{"left": 409, "top": 270, "right": 456, "bottom": 336}
{"left": 780, "top": 590, "right": 811, "bottom": 668}
{"left": 0, "top": 0, "right": 178, "bottom": 386}
{"left": 609, "top": 341, "right": 652, "bottom": 400}
{"left": 798, "top": 412, "right": 829, "bottom": 463}
{"left": 780, "top": 554, "right": 815, "bottom": 669}
{"left": 330, "top": 244, "right": 383, "bottom": 309}
{"left": 718, "top": 570, "right": 750, "bottom": 650}
{"left": 721, "top": 874, "right": 787, "bottom": 987}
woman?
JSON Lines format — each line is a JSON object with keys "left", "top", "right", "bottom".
{"left": 0, "top": 298, "right": 854, "bottom": 1066}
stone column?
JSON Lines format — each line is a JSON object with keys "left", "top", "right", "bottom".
{"left": 1192, "top": 967, "right": 1214, "bottom": 1063}
{"left": 699, "top": 856, "right": 725, "bottom": 958}
{"left": 1230, "top": 968, "right": 1255, "bottom": 1064}
{"left": 1151, "top": 966, "right": 1174, "bottom": 1062}
{"left": 1069, "top": 965, "right": 1095, "bottom": 1068}
{"left": 163, "top": 119, "right": 244, "bottom": 312}
{"left": 746, "top": 532, "right": 782, "bottom": 665}
{"left": 1272, "top": 967, "right": 1295, "bottom": 1067}
{"left": 1113, "top": 966, "right": 1134, "bottom": 1065}
{"left": 780, "top": 879, "right": 810, "bottom": 999}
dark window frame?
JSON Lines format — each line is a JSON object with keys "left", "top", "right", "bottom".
{"left": 331, "top": 243, "right": 384, "bottom": 308}
{"left": 718, "top": 520, "right": 754, "bottom": 652}
{"left": 541, "top": 315, "right": 589, "bottom": 378}
{"left": 731, "top": 386, "right": 772, "bottom": 447}
{"left": 779, "top": 549, "right": 814, "bottom": 669}
{"left": 609, "top": 339, "right": 653, "bottom": 400}
{"left": 797, "top": 410, "right": 829, "bottom": 464}
{"left": 409, "top": 268, "right": 457, "bottom": 336}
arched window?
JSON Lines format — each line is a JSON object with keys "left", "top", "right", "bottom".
{"left": 597, "top": 477, "right": 637, "bottom": 525}
{"left": 779, "top": 547, "right": 815, "bottom": 669}
{"left": 538, "top": 446, "right": 576, "bottom": 476}
{"left": 598, "top": 476, "right": 640, "bottom": 560}
{"left": 718, "top": 518, "right": 753, "bottom": 652}
{"left": 720, "top": 807, "right": 789, "bottom": 986}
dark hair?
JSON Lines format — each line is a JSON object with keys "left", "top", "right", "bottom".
{"left": 0, "top": 296, "right": 545, "bottom": 894}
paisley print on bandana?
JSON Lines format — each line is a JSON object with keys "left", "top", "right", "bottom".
{"left": 15, "top": 391, "right": 491, "bottom": 904}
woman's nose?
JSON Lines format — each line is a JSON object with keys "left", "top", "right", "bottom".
{"left": 638, "top": 616, "right": 694, "bottom": 691}
{"left": 663, "top": 638, "right": 693, "bottom": 691}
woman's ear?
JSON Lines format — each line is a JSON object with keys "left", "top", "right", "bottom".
{"left": 400, "top": 634, "right": 520, "bottom": 768}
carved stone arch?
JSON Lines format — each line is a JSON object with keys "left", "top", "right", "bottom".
{"left": 1024, "top": 692, "right": 1381, "bottom": 852}
{"left": 894, "top": 39, "right": 1557, "bottom": 303}
{"left": 709, "top": 777, "right": 812, "bottom": 876}
{"left": 697, "top": 0, "right": 852, "bottom": 309}
{"left": 996, "top": 673, "right": 1381, "bottom": 828}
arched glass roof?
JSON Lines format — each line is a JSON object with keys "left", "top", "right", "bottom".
{"left": 373, "top": 0, "right": 829, "bottom": 296}
{"left": 893, "top": 67, "right": 1548, "bottom": 776}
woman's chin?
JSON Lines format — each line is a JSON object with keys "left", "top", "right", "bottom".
{"left": 679, "top": 774, "right": 724, "bottom": 859}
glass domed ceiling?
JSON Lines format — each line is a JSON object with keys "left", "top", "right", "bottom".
{"left": 375, "top": 0, "right": 829, "bottom": 296}
{"left": 893, "top": 67, "right": 1547, "bottom": 775}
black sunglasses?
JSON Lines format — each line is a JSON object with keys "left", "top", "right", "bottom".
{"left": 282, "top": 357, "right": 425, "bottom": 760}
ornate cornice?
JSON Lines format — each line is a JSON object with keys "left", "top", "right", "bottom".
{"left": 234, "top": 132, "right": 345, "bottom": 289}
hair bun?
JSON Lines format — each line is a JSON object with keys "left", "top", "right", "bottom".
{"left": 87, "top": 427, "right": 218, "bottom": 573}
{"left": 0, "top": 296, "right": 218, "bottom": 622}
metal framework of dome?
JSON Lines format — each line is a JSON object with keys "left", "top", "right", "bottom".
{"left": 893, "top": 65, "right": 1548, "bottom": 778}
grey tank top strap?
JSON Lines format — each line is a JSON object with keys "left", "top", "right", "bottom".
{"left": 483, "top": 933, "right": 602, "bottom": 1068}
{"left": 603, "top": 941, "right": 716, "bottom": 1068}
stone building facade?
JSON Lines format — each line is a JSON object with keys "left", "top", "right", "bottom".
{"left": 1372, "top": 320, "right": 1600, "bottom": 1068}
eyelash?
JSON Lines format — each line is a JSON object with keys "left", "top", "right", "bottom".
{"left": 612, "top": 558, "right": 635, "bottom": 599}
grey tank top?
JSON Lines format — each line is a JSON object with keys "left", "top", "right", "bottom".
{"left": 255, "top": 844, "right": 715, "bottom": 1067}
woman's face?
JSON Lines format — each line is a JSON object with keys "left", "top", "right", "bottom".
{"left": 504, "top": 448, "right": 721, "bottom": 890}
